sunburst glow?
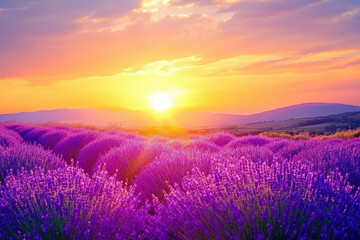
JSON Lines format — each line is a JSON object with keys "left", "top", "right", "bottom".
{"left": 149, "top": 93, "right": 174, "bottom": 112}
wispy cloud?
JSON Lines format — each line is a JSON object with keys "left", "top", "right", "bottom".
{"left": 121, "top": 56, "right": 201, "bottom": 76}
{"left": 1, "top": 0, "right": 360, "bottom": 81}
{"left": 1, "top": 0, "right": 360, "bottom": 112}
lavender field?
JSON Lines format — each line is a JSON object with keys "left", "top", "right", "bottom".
{"left": 0, "top": 122, "right": 359, "bottom": 240}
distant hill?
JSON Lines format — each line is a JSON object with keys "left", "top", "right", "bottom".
{"left": 1, "top": 103, "right": 360, "bottom": 128}
{"left": 243, "top": 103, "right": 360, "bottom": 123}
{"left": 220, "top": 111, "right": 360, "bottom": 135}
{"left": 0, "top": 109, "right": 242, "bottom": 128}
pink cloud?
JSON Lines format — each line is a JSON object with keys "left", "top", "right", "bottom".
{"left": 1, "top": 0, "right": 360, "bottom": 83}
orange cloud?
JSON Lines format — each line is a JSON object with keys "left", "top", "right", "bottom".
{"left": 1, "top": 0, "right": 360, "bottom": 114}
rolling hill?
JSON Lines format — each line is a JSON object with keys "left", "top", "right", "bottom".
{"left": 1, "top": 103, "right": 360, "bottom": 128}
{"left": 221, "top": 111, "right": 360, "bottom": 135}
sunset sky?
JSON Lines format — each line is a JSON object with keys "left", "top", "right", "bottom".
{"left": 1, "top": 0, "right": 360, "bottom": 114}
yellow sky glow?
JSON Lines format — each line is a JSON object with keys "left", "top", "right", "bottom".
{"left": 149, "top": 92, "right": 174, "bottom": 112}
{"left": 0, "top": 0, "right": 360, "bottom": 114}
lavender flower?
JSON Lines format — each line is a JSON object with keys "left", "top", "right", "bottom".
{"left": 0, "top": 167, "right": 146, "bottom": 239}
{"left": 13, "top": 125, "right": 36, "bottom": 138}
{"left": 0, "top": 144, "right": 66, "bottom": 182}
{"left": 37, "top": 130, "right": 69, "bottom": 150}
{"left": 23, "top": 127, "right": 50, "bottom": 143}
{"left": 204, "top": 132, "right": 235, "bottom": 147}
{"left": 134, "top": 149, "right": 214, "bottom": 204}
{"left": 93, "top": 140, "right": 168, "bottom": 181}
{"left": 228, "top": 135, "right": 271, "bottom": 149}
{"left": 1, "top": 124, "right": 359, "bottom": 240}
{"left": 53, "top": 131, "right": 99, "bottom": 164}
{"left": 149, "top": 159, "right": 360, "bottom": 239}
{"left": 0, "top": 127, "right": 23, "bottom": 148}
{"left": 186, "top": 139, "right": 221, "bottom": 153}
{"left": 77, "top": 135, "right": 128, "bottom": 173}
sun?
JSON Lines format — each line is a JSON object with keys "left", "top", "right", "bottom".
{"left": 149, "top": 93, "right": 174, "bottom": 112}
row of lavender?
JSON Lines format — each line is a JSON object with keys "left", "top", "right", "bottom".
{"left": 0, "top": 123, "right": 360, "bottom": 239}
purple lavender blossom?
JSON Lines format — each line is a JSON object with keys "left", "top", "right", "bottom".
{"left": 226, "top": 144, "right": 281, "bottom": 165}
{"left": 133, "top": 149, "right": 213, "bottom": 204}
{"left": 228, "top": 135, "right": 271, "bottom": 149}
{"left": 93, "top": 140, "right": 145, "bottom": 180}
{"left": 77, "top": 135, "right": 129, "bottom": 173}
{"left": 204, "top": 132, "right": 235, "bottom": 147}
{"left": 93, "top": 140, "right": 168, "bottom": 181}
{"left": 0, "top": 127, "right": 23, "bottom": 147}
{"left": 53, "top": 131, "right": 100, "bottom": 164}
{"left": 3, "top": 123, "right": 23, "bottom": 130}
{"left": 0, "top": 144, "right": 66, "bottom": 182}
{"left": 1, "top": 124, "right": 360, "bottom": 239}
{"left": 185, "top": 139, "right": 221, "bottom": 153}
{"left": 292, "top": 139, "right": 360, "bottom": 187}
{"left": 37, "top": 130, "right": 69, "bottom": 150}
{"left": 13, "top": 125, "right": 36, "bottom": 138}
{"left": 148, "top": 159, "right": 360, "bottom": 239}
{"left": 0, "top": 167, "right": 146, "bottom": 239}
{"left": 23, "top": 127, "right": 50, "bottom": 143}
{"left": 267, "top": 139, "right": 291, "bottom": 152}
